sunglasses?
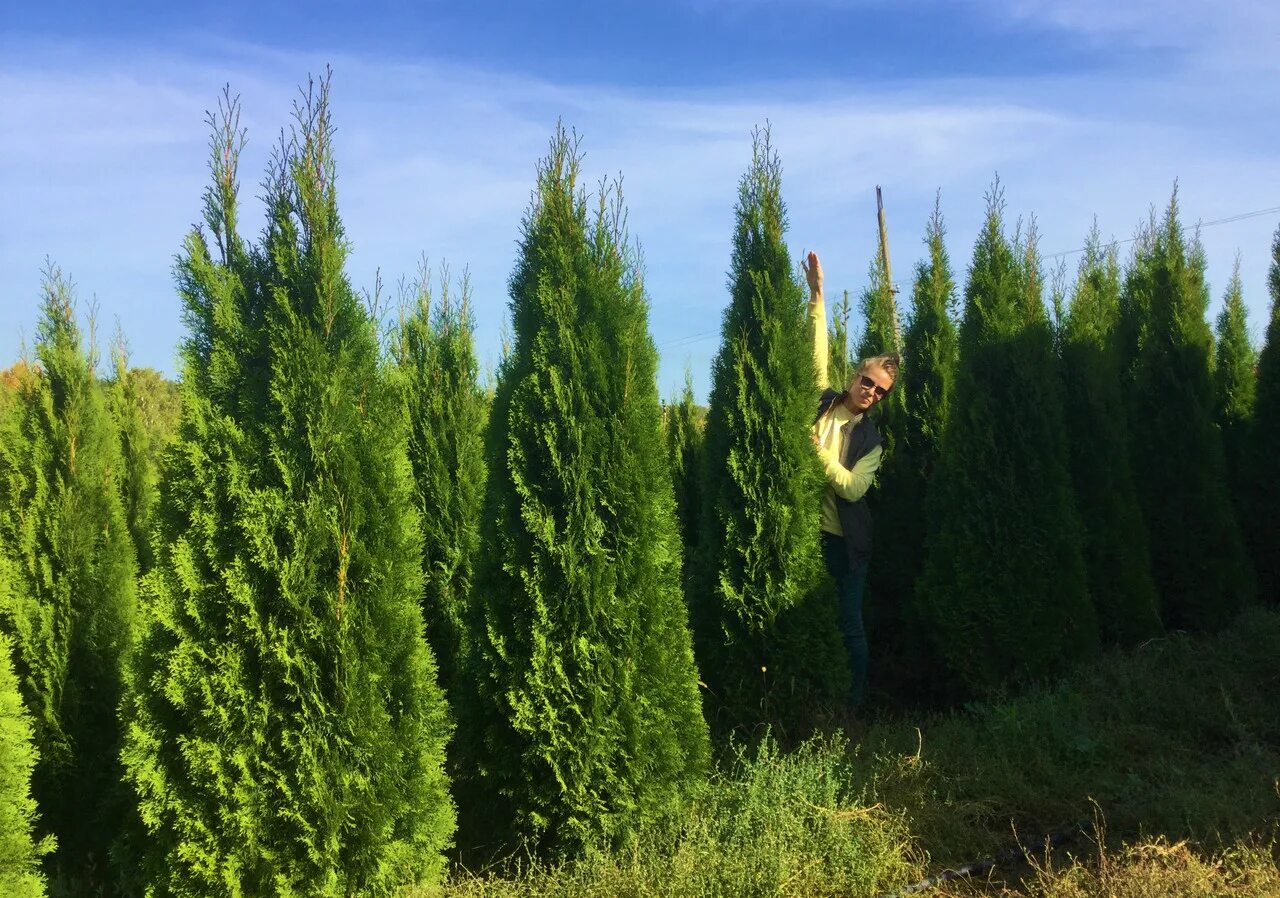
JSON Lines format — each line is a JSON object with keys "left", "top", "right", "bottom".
{"left": 857, "top": 374, "right": 890, "bottom": 400}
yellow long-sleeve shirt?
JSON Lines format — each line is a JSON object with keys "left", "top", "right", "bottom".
{"left": 809, "top": 294, "right": 884, "bottom": 536}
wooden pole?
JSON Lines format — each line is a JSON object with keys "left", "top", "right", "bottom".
{"left": 876, "top": 186, "right": 904, "bottom": 354}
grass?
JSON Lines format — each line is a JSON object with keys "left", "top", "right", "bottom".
{"left": 424, "top": 608, "right": 1280, "bottom": 896}
{"left": 935, "top": 835, "right": 1280, "bottom": 897}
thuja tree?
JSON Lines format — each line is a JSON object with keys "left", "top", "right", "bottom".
{"left": 664, "top": 370, "right": 704, "bottom": 569}
{"left": 121, "top": 81, "right": 454, "bottom": 896}
{"left": 695, "top": 128, "right": 843, "bottom": 722}
{"left": 391, "top": 263, "right": 486, "bottom": 698}
{"left": 1060, "top": 227, "right": 1162, "bottom": 644}
{"left": 902, "top": 200, "right": 958, "bottom": 480}
{"left": 828, "top": 289, "right": 854, "bottom": 392}
{"left": 916, "top": 190, "right": 1098, "bottom": 692}
{"left": 854, "top": 225, "right": 914, "bottom": 683}
{"left": 0, "top": 268, "right": 136, "bottom": 889}
{"left": 879, "top": 200, "right": 959, "bottom": 697}
{"left": 1213, "top": 259, "right": 1256, "bottom": 516}
{"left": 106, "top": 336, "right": 160, "bottom": 573}
{"left": 468, "top": 127, "right": 708, "bottom": 853}
{"left": 1125, "top": 192, "right": 1253, "bottom": 630}
{"left": 1243, "top": 225, "right": 1280, "bottom": 603}
{"left": 0, "top": 626, "right": 49, "bottom": 898}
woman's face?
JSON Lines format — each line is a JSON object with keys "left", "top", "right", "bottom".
{"left": 845, "top": 364, "right": 894, "bottom": 413}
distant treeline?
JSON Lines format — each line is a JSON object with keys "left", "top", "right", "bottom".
{"left": 0, "top": 74, "right": 1277, "bottom": 896}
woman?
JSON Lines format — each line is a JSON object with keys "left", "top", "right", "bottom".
{"left": 802, "top": 250, "right": 897, "bottom": 709}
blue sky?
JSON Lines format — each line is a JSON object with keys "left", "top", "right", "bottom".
{"left": 3, "top": 1, "right": 1278, "bottom": 400}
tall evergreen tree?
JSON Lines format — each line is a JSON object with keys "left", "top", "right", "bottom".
{"left": 121, "top": 81, "right": 454, "bottom": 896}
{"left": 391, "top": 263, "right": 486, "bottom": 698}
{"left": 901, "top": 199, "right": 958, "bottom": 494}
{"left": 1243, "top": 226, "right": 1280, "bottom": 604}
{"left": 468, "top": 126, "right": 708, "bottom": 854}
{"left": 107, "top": 336, "right": 160, "bottom": 573}
{"left": 1125, "top": 191, "right": 1254, "bottom": 630}
{"left": 0, "top": 626, "right": 49, "bottom": 898}
{"left": 1060, "top": 226, "right": 1162, "bottom": 644}
{"left": 1116, "top": 215, "right": 1157, "bottom": 389}
{"left": 875, "top": 200, "right": 959, "bottom": 699}
{"left": 0, "top": 267, "right": 137, "bottom": 890}
{"left": 1213, "top": 259, "right": 1256, "bottom": 516}
{"left": 849, "top": 226, "right": 917, "bottom": 702}
{"left": 664, "top": 369, "right": 704, "bottom": 569}
{"left": 916, "top": 188, "right": 1099, "bottom": 692}
{"left": 695, "top": 128, "right": 845, "bottom": 722}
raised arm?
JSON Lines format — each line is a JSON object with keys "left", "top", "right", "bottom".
{"left": 803, "top": 250, "right": 828, "bottom": 390}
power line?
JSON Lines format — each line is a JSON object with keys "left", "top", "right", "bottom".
{"left": 658, "top": 329, "right": 718, "bottom": 350}
{"left": 655, "top": 203, "right": 1280, "bottom": 353}
{"left": 1044, "top": 204, "right": 1280, "bottom": 259}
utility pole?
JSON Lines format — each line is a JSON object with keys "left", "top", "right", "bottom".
{"left": 876, "top": 186, "right": 904, "bottom": 354}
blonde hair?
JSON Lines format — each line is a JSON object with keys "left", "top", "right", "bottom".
{"left": 819, "top": 353, "right": 901, "bottom": 422}
{"left": 851, "top": 352, "right": 900, "bottom": 389}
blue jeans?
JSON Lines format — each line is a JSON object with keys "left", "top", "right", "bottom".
{"left": 822, "top": 532, "right": 869, "bottom": 708}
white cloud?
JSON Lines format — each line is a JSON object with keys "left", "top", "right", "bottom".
{"left": 2, "top": 34, "right": 1277, "bottom": 401}
{"left": 997, "top": 0, "right": 1280, "bottom": 68}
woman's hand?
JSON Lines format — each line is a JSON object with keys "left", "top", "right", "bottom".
{"left": 801, "top": 250, "right": 823, "bottom": 299}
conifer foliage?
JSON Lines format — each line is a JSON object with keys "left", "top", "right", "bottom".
{"left": 855, "top": 222, "right": 913, "bottom": 675}
{"left": 827, "top": 289, "right": 854, "bottom": 393}
{"left": 392, "top": 264, "right": 487, "bottom": 697}
{"left": 0, "top": 267, "right": 136, "bottom": 889}
{"left": 916, "top": 188, "right": 1099, "bottom": 692}
{"left": 1243, "top": 226, "right": 1280, "bottom": 604}
{"left": 121, "top": 81, "right": 454, "bottom": 895}
{"left": 1213, "top": 259, "right": 1256, "bottom": 515}
{"left": 0, "top": 625, "right": 50, "bottom": 898}
{"left": 877, "top": 201, "right": 959, "bottom": 696}
{"left": 1060, "top": 229, "right": 1162, "bottom": 644}
{"left": 901, "top": 201, "right": 958, "bottom": 484}
{"left": 107, "top": 337, "right": 161, "bottom": 573}
{"left": 1125, "top": 192, "right": 1253, "bottom": 630}
{"left": 695, "top": 128, "right": 842, "bottom": 718}
{"left": 469, "top": 126, "right": 708, "bottom": 852}
{"left": 664, "top": 371, "right": 704, "bottom": 567}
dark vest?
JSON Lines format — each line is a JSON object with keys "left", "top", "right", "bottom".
{"left": 815, "top": 388, "right": 883, "bottom": 565}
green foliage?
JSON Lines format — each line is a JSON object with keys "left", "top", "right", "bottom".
{"left": 663, "top": 371, "right": 704, "bottom": 570}
{"left": 872, "top": 200, "right": 959, "bottom": 700}
{"left": 1243, "top": 226, "right": 1280, "bottom": 604}
{"left": 0, "top": 627, "right": 50, "bottom": 898}
{"left": 916, "top": 188, "right": 1098, "bottom": 693}
{"left": 854, "top": 212, "right": 916, "bottom": 702}
{"left": 0, "top": 267, "right": 136, "bottom": 890}
{"left": 106, "top": 337, "right": 161, "bottom": 573}
{"left": 902, "top": 200, "right": 958, "bottom": 476}
{"left": 1213, "top": 259, "right": 1257, "bottom": 519}
{"left": 828, "top": 289, "right": 854, "bottom": 393}
{"left": 863, "top": 606, "right": 1280, "bottom": 869}
{"left": 391, "top": 263, "right": 487, "bottom": 698}
{"left": 121, "top": 81, "right": 454, "bottom": 896}
{"left": 854, "top": 250, "right": 901, "bottom": 367}
{"left": 854, "top": 227, "right": 907, "bottom": 456}
{"left": 1124, "top": 190, "right": 1254, "bottom": 630}
{"left": 446, "top": 605, "right": 1280, "bottom": 897}
{"left": 1060, "top": 227, "right": 1162, "bottom": 645}
{"left": 694, "top": 127, "right": 844, "bottom": 725}
{"left": 468, "top": 125, "right": 708, "bottom": 854}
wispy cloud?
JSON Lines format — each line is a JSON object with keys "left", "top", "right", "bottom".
{"left": 2, "top": 28, "right": 1277, "bottom": 398}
